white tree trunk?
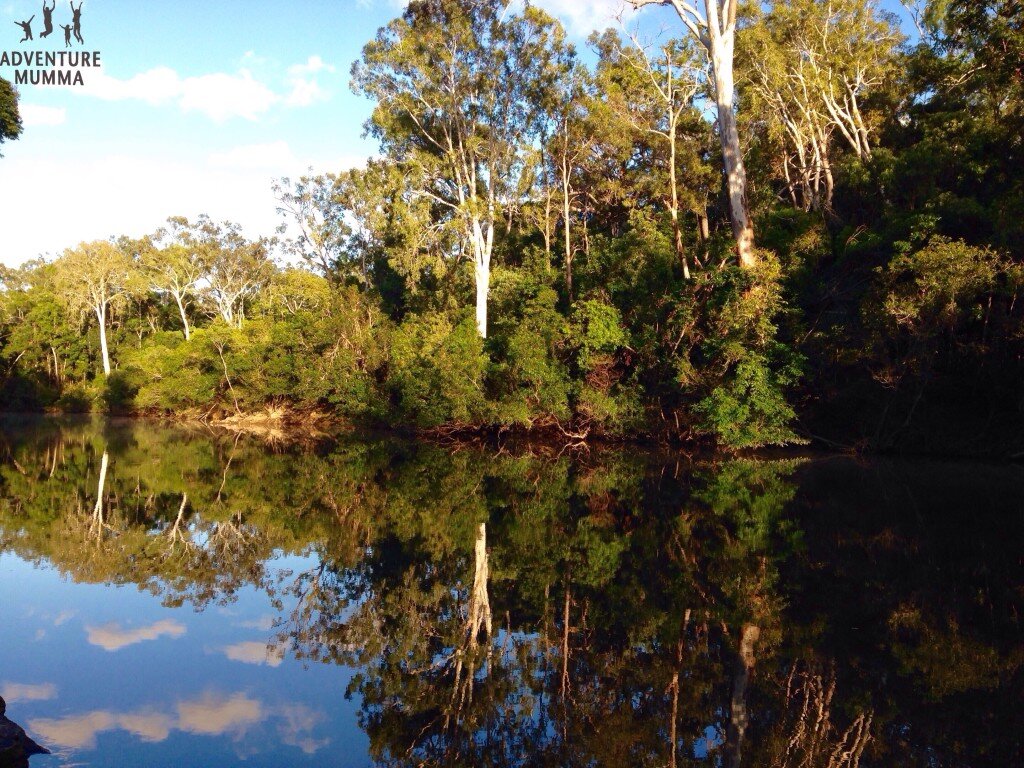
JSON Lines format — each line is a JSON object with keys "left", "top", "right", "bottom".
{"left": 471, "top": 218, "right": 492, "bottom": 339}
{"left": 174, "top": 293, "right": 191, "bottom": 341}
{"left": 470, "top": 522, "right": 492, "bottom": 642}
{"left": 95, "top": 303, "right": 111, "bottom": 376}
{"left": 561, "top": 153, "right": 573, "bottom": 300}
{"left": 93, "top": 450, "right": 109, "bottom": 532}
{"left": 724, "top": 623, "right": 760, "bottom": 768}
{"left": 711, "top": 35, "right": 756, "bottom": 268}
{"left": 474, "top": 260, "right": 489, "bottom": 339}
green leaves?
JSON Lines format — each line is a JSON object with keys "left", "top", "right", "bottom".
{"left": 0, "top": 77, "right": 22, "bottom": 156}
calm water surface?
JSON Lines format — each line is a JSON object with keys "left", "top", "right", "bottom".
{"left": 0, "top": 417, "right": 1021, "bottom": 767}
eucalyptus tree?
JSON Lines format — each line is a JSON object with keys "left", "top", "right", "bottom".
{"left": 353, "top": 0, "right": 576, "bottom": 337}
{"left": 597, "top": 27, "right": 706, "bottom": 277}
{"left": 629, "top": 0, "right": 757, "bottom": 267}
{"left": 273, "top": 173, "right": 356, "bottom": 281}
{"left": 141, "top": 217, "right": 215, "bottom": 341}
{"left": 52, "top": 240, "right": 134, "bottom": 376}
{"left": 744, "top": 0, "right": 901, "bottom": 211}
{"left": 187, "top": 216, "right": 275, "bottom": 329}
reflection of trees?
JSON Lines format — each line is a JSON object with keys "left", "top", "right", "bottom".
{"left": 2, "top": 421, "right": 1022, "bottom": 766}
{"left": 274, "top": 451, "right": 809, "bottom": 767}
{"left": 0, "top": 420, "right": 339, "bottom": 608}
{"left": 765, "top": 662, "right": 873, "bottom": 768}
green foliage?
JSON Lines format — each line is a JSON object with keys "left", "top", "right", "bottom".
{"left": 567, "top": 299, "right": 642, "bottom": 433}
{"left": 0, "top": 77, "right": 22, "bottom": 156}
{"left": 570, "top": 299, "right": 627, "bottom": 371}
{"left": 125, "top": 332, "right": 220, "bottom": 411}
{"left": 861, "top": 237, "right": 1010, "bottom": 388}
{"left": 388, "top": 312, "right": 488, "bottom": 428}
{"left": 488, "top": 263, "right": 571, "bottom": 425}
{"left": 691, "top": 255, "right": 804, "bottom": 449}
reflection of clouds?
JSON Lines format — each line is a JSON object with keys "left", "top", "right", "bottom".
{"left": 237, "top": 615, "right": 275, "bottom": 631}
{"left": 116, "top": 711, "right": 175, "bottom": 742}
{"left": 85, "top": 619, "right": 186, "bottom": 651}
{"left": 31, "top": 709, "right": 173, "bottom": 749}
{"left": 0, "top": 682, "right": 58, "bottom": 703}
{"left": 31, "top": 711, "right": 117, "bottom": 750}
{"left": 177, "top": 692, "right": 263, "bottom": 738}
{"left": 29, "top": 692, "right": 327, "bottom": 755}
{"left": 222, "top": 640, "right": 284, "bottom": 667}
{"left": 277, "top": 703, "right": 330, "bottom": 755}
{"left": 53, "top": 610, "right": 77, "bottom": 627}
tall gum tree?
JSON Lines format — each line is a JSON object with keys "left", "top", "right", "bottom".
{"left": 744, "top": 0, "right": 901, "bottom": 212}
{"left": 598, "top": 28, "right": 704, "bottom": 278}
{"left": 141, "top": 217, "right": 216, "bottom": 341}
{"left": 52, "top": 241, "right": 133, "bottom": 377}
{"left": 353, "top": 0, "right": 575, "bottom": 337}
{"left": 186, "top": 216, "right": 274, "bottom": 330}
{"left": 630, "top": 0, "right": 756, "bottom": 267}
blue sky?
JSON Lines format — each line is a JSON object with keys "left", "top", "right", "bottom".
{"left": 0, "top": 0, "right": 913, "bottom": 267}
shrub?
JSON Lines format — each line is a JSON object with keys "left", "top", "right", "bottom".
{"left": 488, "top": 265, "right": 571, "bottom": 426}
{"left": 690, "top": 254, "right": 804, "bottom": 449}
{"left": 388, "top": 312, "right": 488, "bottom": 428}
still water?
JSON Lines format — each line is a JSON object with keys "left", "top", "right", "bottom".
{"left": 0, "top": 417, "right": 1021, "bottom": 767}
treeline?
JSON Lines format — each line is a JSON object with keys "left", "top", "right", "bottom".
{"left": 1, "top": 0, "right": 1022, "bottom": 452}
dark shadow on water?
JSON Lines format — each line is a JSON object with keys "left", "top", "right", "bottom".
{"left": 0, "top": 697, "right": 49, "bottom": 768}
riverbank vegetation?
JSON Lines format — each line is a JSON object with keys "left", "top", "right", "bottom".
{"left": 1, "top": 0, "right": 1022, "bottom": 453}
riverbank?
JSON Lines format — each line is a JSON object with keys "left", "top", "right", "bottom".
{"left": 5, "top": 406, "right": 1024, "bottom": 463}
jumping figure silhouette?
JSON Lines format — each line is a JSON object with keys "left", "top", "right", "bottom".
{"left": 40, "top": 0, "right": 56, "bottom": 39}
{"left": 70, "top": 1, "right": 84, "bottom": 44}
{"left": 60, "top": 22, "right": 72, "bottom": 47}
{"left": 14, "top": 16, "right": 35, "bottom": 43}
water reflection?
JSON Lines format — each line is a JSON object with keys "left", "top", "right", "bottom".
{"left": 0, "top": 416, "right": 1022, "bottom": 767}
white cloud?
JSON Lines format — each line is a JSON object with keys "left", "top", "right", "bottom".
{"left": 18, "top": 104, "right": 67, "bottom": 127}
{"left": 285, "top": 78, "right": 327, "bottom": 108}
{"left": 30, "top": 710, "right": 118, "bottom": 750}
{"left": 85, "top": 619, "right": 186, "bottom": 652}
{"left": 285, "top": 55, "right": 337, "bottom": 108}
{"left": 29, "top": 694, "right": 265, "bottom": 749}
{"left": 0, "top": 145, "right": 373, "bottom": 266}
{"left": 533, "top": 0, "right": 628, "bottom": 35}
{"left": 69, "top": 63, "right": 311, "bottom": 121}
{"left": 360, "top": 0, "right": 627, "bottom": 35}
{"left": 276, "top": 703, "right": 329, "bottom": 755}
{"left": 28, "top": 694, "right": 328, "bottom": 755}
{"left": 237, "top": 615, "right": 276, "bottom": 631}
{"left": 178, "top": 69, "right": 280, "bottom": 122}
{"left": 288, "top": 55, "right": 335, "bottom": 77}
{"left": 176, "top": 692, "right": 264, "bottom": 738}
{"left": 78, "top": 65, "right": 183, "bottom": 106}
{"left": 221, "top": 640, "right": 285, "bottom": 667}
{"left": 115, "top": 711, "right": 176, "bottom": 742}
{"left": 81, "top": 65, "right": 278, "bottom": 122}
{"left": 1, "top": 682, "right": 58, "bottom": 703}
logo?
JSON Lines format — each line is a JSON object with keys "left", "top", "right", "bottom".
{"left": 2, "top": 1, "right": 100, "bottom": 86}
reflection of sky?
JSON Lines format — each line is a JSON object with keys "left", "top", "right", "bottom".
{"left": 0, "top": 551, "right": 367, "bottom": 767}
{"left": 85, "top": 619, "right": 186, "bottom": 651}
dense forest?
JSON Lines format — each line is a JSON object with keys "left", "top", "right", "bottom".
{"left": 1, "top": 0, "right": 1022, "bottom": 453}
